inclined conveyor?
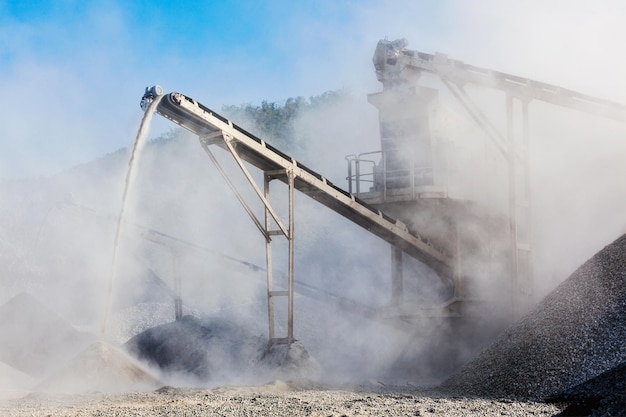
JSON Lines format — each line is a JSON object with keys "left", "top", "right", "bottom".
{"left": 140, "top": 87, "right": 454, "bottom": 343}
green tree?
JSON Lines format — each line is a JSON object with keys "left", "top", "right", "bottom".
{"left": 222, "top": 90, "right": 346, "bottom": 155}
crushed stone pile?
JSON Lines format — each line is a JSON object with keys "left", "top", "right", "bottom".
{"left": 441, "top": 233, "right": 626, "bottom": 401}
{"left": 125, "top": 315, "right": 319, "bottom": 385}
{"left": 546, "top": 362, "right": 625, "bottom": 417}
{"left": 125, "top": 315, "right": 266, "bottom": 384}
{"left": 0, "top": 292, "right": 94, "bottom": 377}
{"left": 36, "top": 340, "right": 162, "bottom": 394}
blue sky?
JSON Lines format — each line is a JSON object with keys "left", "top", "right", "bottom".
{"left": 1, "top": 0, "right": 625, "bottom": 178}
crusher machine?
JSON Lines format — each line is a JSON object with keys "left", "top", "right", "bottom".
{"left": 347, "top": 38, "right": 626, "bottom": 320}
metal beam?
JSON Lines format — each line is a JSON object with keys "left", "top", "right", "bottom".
{"left": 397, "top": 50, "right": 626, "bottom": 122}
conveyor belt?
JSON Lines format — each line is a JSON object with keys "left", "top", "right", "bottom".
{"left": 154, "top": 91, "right": 454, "bottom": 280}
{"left": 374, "top": 40, "right": 626, "bottom": 122}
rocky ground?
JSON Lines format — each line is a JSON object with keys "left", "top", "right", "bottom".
{"left": 0, "top": 382, "right": 560, "bottom": 416}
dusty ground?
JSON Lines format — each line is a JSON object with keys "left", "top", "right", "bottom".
{"left": 0, "top": 382, "right": 560, "bottom": 417}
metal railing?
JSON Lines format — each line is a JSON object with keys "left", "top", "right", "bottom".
{"left": 345, "top": 151, "right": 383, "bottom": 196}
{"left": 346, "top": 150, "right": 435, "bottom": 199}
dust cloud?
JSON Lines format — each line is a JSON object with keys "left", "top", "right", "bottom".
{"left": 1, "top": 0, "right": 625, "bottom": 397}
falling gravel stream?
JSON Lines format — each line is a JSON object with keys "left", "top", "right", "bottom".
{"left": 101, "top": 95, "right": 162, "bottom": 338}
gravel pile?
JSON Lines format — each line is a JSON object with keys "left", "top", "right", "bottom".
{"left": 442, "top": 233, "right": 626, "bottom": 402}
{"left": 124, "top": 315, "right": 264, "bottom": 383}
{"left": 124, "top": 315, "right": 318, "bottom": 385}
{"left": 546, "top": 362, "right": 625, "bottom": 417}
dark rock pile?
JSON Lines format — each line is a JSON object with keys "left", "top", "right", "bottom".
{"left": 441, "top": 233, "right": 626, "bottom": 404}
{"left": 125, "top": 315, "right": 220, "bottom": 381}
{"left": 125, "top": 315, "right": 320, "bottom": 385}
{"left": 124, "top": 315, "right": 266, "bottom": 383}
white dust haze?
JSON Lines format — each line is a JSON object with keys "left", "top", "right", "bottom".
{"left": 0, "top": 0, "right": 625, "bottom": 396}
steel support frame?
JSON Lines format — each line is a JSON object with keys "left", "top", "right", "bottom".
{"left": 506, "top": 94, "right": 533, "bottom": 318}
{"left": 198, "top": 133, "right": 295, "bottom": 344}
{"left": 441, "top": 80, "right": 533, "bottom": 317}
{"left": 265, "top": 169, "right": 295, "bottom": 344}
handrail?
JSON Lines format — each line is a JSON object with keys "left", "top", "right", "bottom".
{"left": 345, "top": 151, "right": 380, "bottom": 196}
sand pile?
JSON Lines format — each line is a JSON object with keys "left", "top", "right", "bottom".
{"left": 0, "top": 293, "right": 94, "bottom": 377}
{"left": 442, "top": 233, "right": 626, "bottom": 402}
{"left": 36, "top": 340, "right": 162, "bottom": 394}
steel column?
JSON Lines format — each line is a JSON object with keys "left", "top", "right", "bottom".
{"left": 506, "top": 94, "right": 519, "bottom": 318}
{"left": 287, "top": 170, "right": 295, "bottom": 340}
{"left": 264, "top": 169, "right": 295, "bottom": 344}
